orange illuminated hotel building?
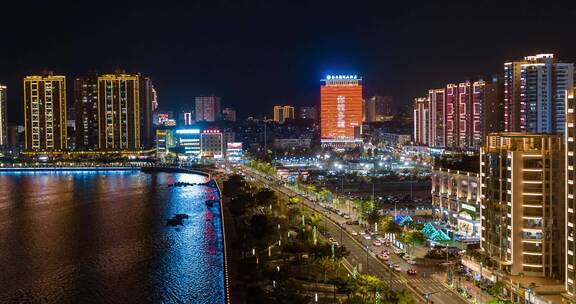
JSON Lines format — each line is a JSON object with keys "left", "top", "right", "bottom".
{"left": 320, "top": 75, "right": 363, "bottom": 148}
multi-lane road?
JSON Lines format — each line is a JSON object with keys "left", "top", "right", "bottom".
{"left": 237, "top": 166, "right": 470, "bottom": 304}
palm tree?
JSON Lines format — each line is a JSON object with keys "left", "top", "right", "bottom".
{"left": 316, "top": 257, "right": 334, "bottom": 282}
{"left": 308, "top": 213, "right": 323, "bottom": 228}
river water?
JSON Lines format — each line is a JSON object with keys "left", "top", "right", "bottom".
{"left": 0, "top": 171, "right": 225, "bottom": 304}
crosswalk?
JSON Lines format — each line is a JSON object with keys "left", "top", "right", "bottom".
{"left": 382, "top": 278, "right": 448, "bottom": 294}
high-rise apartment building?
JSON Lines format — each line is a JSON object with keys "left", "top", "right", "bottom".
{"left": 413, "top": 97, "right": 428, "bottom": 145}
{"left": 222, "top": 107, "right": 236, "bottom": 122}
{"left": 299, "top": 106, "right": 318, "bottom": 120}
{"left": 504, "top": 54, "right": 574, "bottom": 133}
{"left": 183, "top": 112, "right": 193, "bottom": 125}
{"left": 428, "top": 89, "right": 445, "bottom": 147}
{"left": 457, "top": 81, "right": 472, "bottom": 148}
{"left": 140, "top": 76, "right": 156, "bottom": 149}
{"left": 364, "top": 96, "right": 394, "bottom": 122}
{"left": 480, "top": 133, "right": 564, "bottom": 279}
{"left": 0, "top": 85, "right": 7, "bottom": 148}
{"left": 74, "top": 73, "right": 99, "bottom": 150}
{"left": 565, "top": 87, "right": 576, "bottom": 297}
{"left": 320, "top": 75, "right": 363, "bottom": 146}
{"left": 195, "top": 96, "right": 221, "bottom": 122}
{"left": 445, "top": 84, "right": 459, "bottom": 148}
{"left": 97, "top": 72, "right": 141, "bottom": 151}
{"left": 273, "top": 105, "right": 295, "bottom": 123}
{"left": 24, "top": 72, "right": 67, "bottom": 152}
{"left": 482, "top": 76, "right": 504, "bottom": 145}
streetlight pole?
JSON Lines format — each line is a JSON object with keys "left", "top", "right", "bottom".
{"left": 366, "top": 243, "right": 369, "bottom": 274}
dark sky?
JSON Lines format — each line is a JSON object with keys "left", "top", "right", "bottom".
{"left": 2, "top": 1, "right": 576, "bottom": 123}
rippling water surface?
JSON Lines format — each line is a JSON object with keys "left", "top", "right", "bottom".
{"left": 0, "top": 171, "right": 225, "bottom": 304}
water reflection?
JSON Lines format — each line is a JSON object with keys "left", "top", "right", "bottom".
{"left": 0, "top": 171, "right": 224, "bottom": 304}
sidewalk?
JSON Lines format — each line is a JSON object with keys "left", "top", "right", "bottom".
{"left": 431, "top": 272, "right": 494, "bottom": 303}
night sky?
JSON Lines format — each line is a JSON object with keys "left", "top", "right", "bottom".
{"left": 2, "top": 1, "right": 576, "bottom": 123}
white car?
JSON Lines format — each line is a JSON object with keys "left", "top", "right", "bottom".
{"left": 394, "top": 249, "right": 403, "bottom": 255}
{"left": 363, "top": 235, "right": 372, "bottom": 240}
{"left": 359, "top": 231, "right": 366, "bottom": 235}
{"left": 393, "top": 264, "right": 402, "bottom": 272}
{"left": 373, "top": 241, "right": 382, "bottom": 246}
{"left": 351, "top": 231, "right": 358, "bottom": 236}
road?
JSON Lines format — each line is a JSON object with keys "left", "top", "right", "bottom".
{"left": 238, "top": 166, "right": 469, "bottom": 304}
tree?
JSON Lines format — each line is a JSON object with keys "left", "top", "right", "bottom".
{"left": 365, "top": 208, "right": 382, "bottom": 230}
{"left": 316, "top": 257, "right": 334, "bottom": 282}
{"left": 379, "top": 215, "right": 402, "bottom": 235}
{"left": 288, "top": 196, "right": 301, "bottom": 205}
{"left": 402, "top": 230, "right": 426, "bottom": 256}
{"left": 223, "top": 174, "right": 245, "bottom": 198}
{"left": 308, "top": 213, "right": 323, "bottom": 228}
{"left": 250, "top": 214, "right": 270, "bottom": 240}
{"left": 489, "top": 281, "right": 505, "bottom": 298}
{"left": 318, "top": 187, "right": 332, "bottom": 203}
{"left": 255, "top": 188, "right": 277, "bottom": 207}
{"left": 287, "top": 207, "right": 301, "bottom": 225}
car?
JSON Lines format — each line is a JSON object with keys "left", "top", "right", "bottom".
{"left": 351, "top": 231, "right": 358, "bottom": 236}
{"left": 394, "top": 248, "right": 403, "bottom": 255}
{"left": 343, "top": 214, "right": 351, "bottom": 219}
{"left": 377, "top": 237, "right": 386, "bottom": 243}
{"left": 407, "top": 268, "right": 417, "bottom": 275}
{"left": 377, "top": 254, "right": 389, "bottom": 261}
{"left": 359, "top": 231, "right": 366, "bottom": 235}
{"left": 373, "top": 241, "right": 382, "bottom": 246}
{"left": 363, "top": 235, "right": 372, "bottom": 240}
{"left": 393, "top": 265, "right": 402, "bottom": 272}
{"left": 382, "top": 249, "right": 389, "bottom": 255}
{"left": 407, "top": 259, "right": 416, "bottom": 265}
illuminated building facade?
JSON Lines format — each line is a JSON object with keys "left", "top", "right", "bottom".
{"left": 24, "top": 72, "right": 67, "bottom": 152}
{"left": 183, "top": 112, "right": 193, "bottom": 125}
{"left": 414, "top": 78, "right": 503, "bottom": 150}
{"left": 195, "top": 96, "right": 221, "bottom": 122}
{"left": 480, "top": 133, "right": 564, "bottom": 279}
{"left": 320, "top": 75, "right": 363, "bottom": 146}
{"left": 200, "top": 129, "right": 235, "bottom": 158}
{"left": 428, "top": 89, "right": 445, "bottom": 147}
{"left": 504, "top": 54, "right": 574, "bottom": 133}
{"left": 175, "top": 128, "right": 201, "bottom": 157}
{"left": 273, "top": 105, "right": 295, "bottom": 123}
{"left": 74, "top": 73, "right": 99, "bottom": 150}
{"left": 97, "top": 72, "right": 141, "bottom": 151}
{"left": 445, "top": 84, "right": 458, "bottom": 148}
{"left": 0, "top": 85, "right": 7, "bottom": 148}
{"left": 458, "top": 81, "right": 471, "bottom": 148}
{"left": 566, "top": 88, "right": 576, "bottom": 297}
{"left": 413, "top": 97, "right": 428, "bottom": 145}
{"left": 155, "top": 128, "right": 176, "bottom": 158}
{"left": 431, "top": 166, "right": 480, "bottom": 239}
